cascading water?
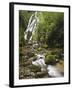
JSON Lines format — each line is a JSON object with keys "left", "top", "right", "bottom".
{"left": 47, "top": 65, "right": 62, "bottom": 77}
{"left": 32, "top": 54, "right": 63, "bottom": 77}
{"left": 32, "top": 54, "right": 47, "bottom": 72}
{"left": 24, "top": 12, "right": 39, "bottom": 42}
{"left": 24, "top": 11, "right": 63, "bottom": 78}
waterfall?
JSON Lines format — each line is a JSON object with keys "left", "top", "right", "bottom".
{"left": 24, "top": 12, "right": 39, "bottom": 42}
{"left": 32, "top": 54, "right": 47, "bottom": 72}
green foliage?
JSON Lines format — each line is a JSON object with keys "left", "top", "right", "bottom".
{"left": 19, "top": 11, "right": 64, "bottom": 64}
{"left": 19, "top": 10, "right": 34, "bottom": 30}
{"left": 19, "top": 11, "right": 64, "bottom": 49}
{"left": 51, "top": 49, "right": 63, "bottom": 59}
{"left": 19, "top": 11, "right": 34, "bottom": 61}
{"left": 19, "top": 11, "right": 64, "bottom": 79}
{"left": 19, "top": 11, "right": 33, "bottom": 46}
{"left": 33, "top": 12, "right": 64, "bottom": 48}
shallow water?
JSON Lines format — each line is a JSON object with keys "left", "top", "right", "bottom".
{"left": 32, "top": 54, "right": 46, "bottom": 72}
{"left": 32, "top": 54, "right": 63, "bottom": 77}
{"left": 47, "top": 65, "right": 63, "bottom": 77}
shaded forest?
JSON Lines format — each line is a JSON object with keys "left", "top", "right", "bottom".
{"left": 19, "top": 10, "right": 64, "bottom": 79}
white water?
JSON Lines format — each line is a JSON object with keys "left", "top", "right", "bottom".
{"left": 32, "top": 54, "right": 46, "bottom": 72}
{"left": 24, "top": 12, "right": 39, "bottom": 41}
{"left": 32, "top": 54, "right": 63, "bottom": 77}
{"left": 47, "top": 65, "right": 62, "bottom": 77}
{"left": 24, "top": 12, "right": 63, "bottom": 77}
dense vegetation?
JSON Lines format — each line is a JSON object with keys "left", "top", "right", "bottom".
{"left": 19, "top": 11, "right": 64, "bottom": 48}
{"left": 19, "top": 10, "right": 64, "bottom": 79}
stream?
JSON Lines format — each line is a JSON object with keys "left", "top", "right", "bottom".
{"left": 32, "top": 54, "right": 63, "bottom": 77}
{"left": 20, "top": 11, "right": 64, "bottom": 79}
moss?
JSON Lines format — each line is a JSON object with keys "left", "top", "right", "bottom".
{"left": 45, "top": 51, "right": 52, "bottom": 55}
{"left": 45, "top": 54, "right": 56, "bottom": 65}
{"left": 37, "top": 47, "right": 42, "bottom": 51}
{"left": 42, "top": 44, "right": 48, "bottom": 49}
{"left": 51, "top": 49, "right": 63, "bottom": 59}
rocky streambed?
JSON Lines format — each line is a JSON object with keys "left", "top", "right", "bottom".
{"left": 19, "top": 44, "right": 64, "bottom": 79}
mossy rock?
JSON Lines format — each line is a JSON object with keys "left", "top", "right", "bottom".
{"left": 45, "top": 54, "right": 56, "bottom": 65}
{"left": 37, "top": 47, "right": 42, "bottom": 51}
{"left": 51, "top": 49, "right": 63, "bottom": 59}
{"left": 30, "top": 65, "right": 41, "bottom": 72}
{"left": 42, "top": 44, "right": 48, "bottom": 49}
{"left": 28, "top": 56, "right": 37, "bottom": 61}
{"left": 51, "top": 49, "right": 60, "bottom": 55}
{"left": 27, "top": 52, "right": 35, "bottom": 57}
{"left": 45, "top": 51, "right": 52, "bottom": 56}
{"left": 32, "top": 56, "right": 37, "bottom": 61}
{"left": 35, "top": 71, "right": 48, "bottom": 78}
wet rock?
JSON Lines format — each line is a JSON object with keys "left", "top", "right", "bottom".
{"left": 25, "top": 69, "right": 31, "bottom": 75}
{"left": 30, "top": 65, "right": 41, "bottom": 72}
{"left": 19, "top": 74, "right": 24, "bottom": 79}
{"left": 27, "top": 52, "right": 35, "bottom": 57}
{"left": 33, "top": 43, "right": 39, "bottom": 49}
{"left": 23, "top": 60, "right": 32, "bottom": 66}
{"left": 19, "top": 67, "right": 25, "bottom": 79}
{"left": 28, "top": 41, "right": 33, "bottom": 45}
{"left": 24, "top": 56, "right": 29, "bottom": 59}
{"left": 36, "top": 71, "right": 48, "bottom": 78}
{"left": 30, "top": 72, "right": 35, "bottom": 77}
{"left": 32, "top": 56, "right": 37, "bottom": 61}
